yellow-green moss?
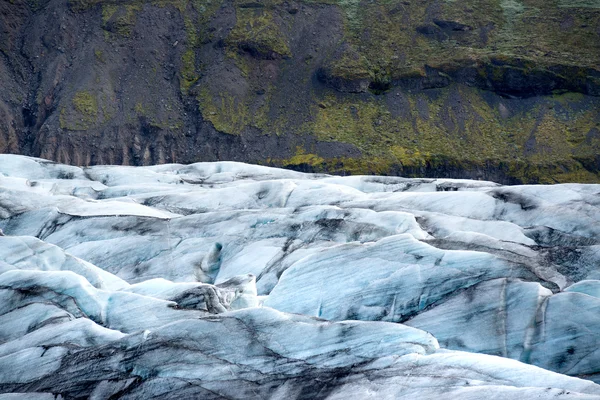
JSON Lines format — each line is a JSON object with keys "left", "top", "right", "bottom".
{"left": 227, "top": 8, "right": 291, "bottom": 58}
{"left": 153, "top": 0, "right": 223, "bottom": 45}
{"left": 196, "top": 79, "right": 283, "bottom": 135}
{"left": 134, "top": 102, "right": 146, "bottom": 114}
{"left": 180, "top": 49, "right": 199, "bottom": 94}
{"left": 101, "top": 3, "right": 142, "bottom": 37}
{"left": 94, "top": 49, "right": 105, "bottom": 63}
{"left": 325, "top": 45, "right": 371, "bottom": 81}
{"left": 310, "top": 0, "right": 599, "bottom": 87}
{"left": 275, "top": 153, "right": 600, "bottom": 183}
{"left": 197, "top": 87, "right": 249, "bottom": 135}
{"left": 297, "top": 85, "right": 600, "bottom": 182}
{"left": 132, "top": 101, "right": 182, "bottom": 129}
{"left": 59, "top": 107, "right": 68, "bottom": 130}
{"left": 283, "top": 147, "right": 325, "bottom": 168}
{"left": 59, "top": 91, "right": 100, "bottom": 131}
{"left": 101, "top": 3, "right": 118, "bottom": 23}
{"left": 151, "top": 0, "right": 224, "bottom": 94}
{"left": 73, "top": 91, "right": 98, "bottom": 118}
{"left": 553, "top": 91, "right": 586, "bottom": 105}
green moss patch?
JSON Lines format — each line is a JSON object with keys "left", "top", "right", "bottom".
{"left": 227, "top": 8, "right": 291, "bottom": 59}
{"left": 73, "top": 91, "right": 98, "bottom": 119}
{"left": 197, "top": 87, "right": 249, "bottom": 135}
{"left": 60, "top": 91, "right": 99, "bottom": 131}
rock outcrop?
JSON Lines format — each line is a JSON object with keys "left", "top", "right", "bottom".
{"left": 0, "top": 0, "right": 599, "bottom": 183}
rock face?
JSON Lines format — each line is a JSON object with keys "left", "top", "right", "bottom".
{"left": 1, "top": 0, "right": 600, "bottom": 183}
{"left": 1, "top": 155, "right": 600, "bottom": 398}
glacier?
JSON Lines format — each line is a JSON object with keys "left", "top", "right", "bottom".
{"left": 0, "top": 154, "right": 600, "bottom": 398}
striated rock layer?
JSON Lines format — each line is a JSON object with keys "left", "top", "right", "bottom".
{"left": 1, "top": 1, "right": 600, "bottom": 183}
{"left": 1, "top": 155, "right": 600, "bottom": 398}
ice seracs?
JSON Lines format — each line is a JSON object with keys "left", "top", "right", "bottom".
{"left": 1, "top": 155, "right": 600, "bottom": 398}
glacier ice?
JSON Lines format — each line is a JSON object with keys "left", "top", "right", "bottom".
{"left": 1, "top": 155, "right": 600, "bottom": 398}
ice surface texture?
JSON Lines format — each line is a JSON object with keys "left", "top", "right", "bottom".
{"left": 1, "top": 155, "right": 600, "bottom": 398}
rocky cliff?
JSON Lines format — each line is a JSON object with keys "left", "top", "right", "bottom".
{"left": 1, "top": 0, "right": 599, "bottom": 183}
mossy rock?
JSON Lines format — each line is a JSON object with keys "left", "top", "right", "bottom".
{"left": 226, "top": 8, "right": 291, "bottom": 59}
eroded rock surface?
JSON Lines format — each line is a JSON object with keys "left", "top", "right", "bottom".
{"left": 1, "top": 1, "right": 599, "bottom": 183}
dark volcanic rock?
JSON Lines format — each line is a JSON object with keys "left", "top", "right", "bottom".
{"left": 0, "top": 0, "right": 599, "bottom": 183}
